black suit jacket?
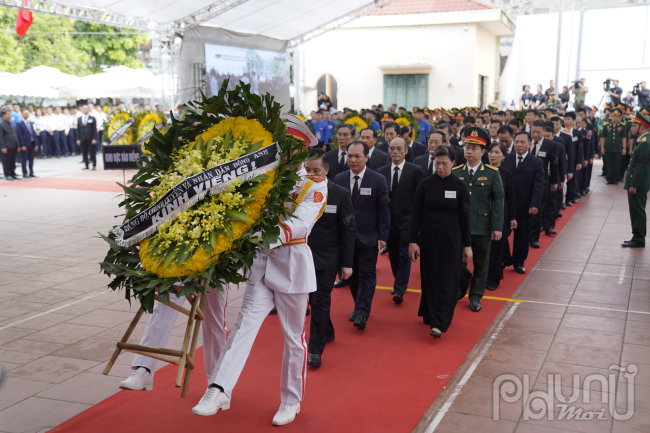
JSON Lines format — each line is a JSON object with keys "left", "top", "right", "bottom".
{"left": 326, "top": 148, "right": 347, "bottom": 180}
{"left": 405, "top": 141, "right": 427, "bottom": 163}
{"left": 377, "top": 162, "right": 424, "bottom": 231}
{"left": 333, "top": 168, "right": 390, "bottom": 248}
{"left": 413, "top": 154, "right": 431, "bottom": 177}
{"left": 308, "top": 181, "right": 356, "bottom": 271}
{"left": 77, "top": 115, "right": 98, "bottom": 143}
{"left": 570, "top": 128, "right": 585, "bottom": 166}
{"left": 557, "top": 131, "right": 575, "bottom": 174}
{"left": 503, "top": 152, "right": 546, "bottom": 216}
{"left": 376, "top": 141, "right": 388, "bottom": 154}
{"left": 552, "top": 136, "right": 567, "bottom": 183}
{"left": 450, "top": 142, "right": 466, "bottom": 166}
{"left": 531, "top": 138, "right": 559, "bottom": 185}
{"left": 367, "top": 148, "right": 390, "bottom": 171}
{"left": 0, "top": 119, "right": 19, "bottom": 150}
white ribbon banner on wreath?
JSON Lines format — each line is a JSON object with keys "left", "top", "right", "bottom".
{"left": 112, "top": 143, "right": 281, "bottom": 247}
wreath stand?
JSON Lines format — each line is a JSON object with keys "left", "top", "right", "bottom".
{"left": 102, "top": 283, "right": 207, "bottom": 398}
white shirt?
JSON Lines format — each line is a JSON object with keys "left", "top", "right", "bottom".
{"left": 516, "top": 151, "right": 529, "bottom": 167}
{"left": 531, "top": 139, "right": 542, "bottom": 156}
{"left": 81, "top": 114, "right": 92, "bottom": 126}
{"left": 466, "top": 161, "right": 481, "bottom": 175}
{"left": 33, "top": 116, "right": 47, "bottom": 132}
{"left": 368, "top": 146, "right": 375, "bottom": 158}
{"left": 50, "top": 113, "right": 70, "bottom": 133}
{"left": 390, "top": 160, "right": 405, "bottom": 188}
{"left": 338, "top": 148, "right": 347, "bottom": 166}
{"left": 350, "top": 166, "right": 367, "bottom": 192}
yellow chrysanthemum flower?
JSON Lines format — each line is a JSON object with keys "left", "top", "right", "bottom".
{"left": 138, "top": 113, "right": 164, "bottom": 154}
{"left": 139, "top": 117, "right": 276, "bottom": 278}
{"left": 108, "top": 112, "right": 133, "bottom": 145}
{"left": 345, "top": 116, "right": 368, "bottom": 132}
{"left": 396, "top": 117, "right": 411, "bottom": 128}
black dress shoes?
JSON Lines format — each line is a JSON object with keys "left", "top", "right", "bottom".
{"left": 380, "top": 246, "right": 388, "bottom": 255}
{"left": 349, "top": 313, "right": 356, "bottom": 322}
{"left": 306, "top": 306, "right": 310, "bottom": 316}
{"left": 430, "top": 329, "right": 441, "bottom": 338}
{"left": 333, "top": 279, "right": 348, "bottom": 288}
{"left": 572, "top": 198, "right": 578, "bottom": 204}
{"left": 561, "top": 203, "right": 567, "bottom": 210}
{"left": 622, "top": 241, "right": 645, "bottom": 248}
{"left": 514, "top": 266, "right": 526, "bottom": 274}
{"left": 486, "top": 284, "right": 498, "bottom": 291}
{"left": 470, "top": 299, "right": 482, "bottom": 312}
{"left": 353, "top": 316, "right": 367, "bottom": 329}
{"left": 307, "top": 353, "right": 321, "bottom": 367}
{"left": 269, "top": 307, "right": 277, "bottom": 315}
{"left": 545, "top": 228, "right": 557, "bottom": 236}
{"left": 530, "top": 242, "right": 540, "bottom": 249}
{"left": 325, "top": 335, "right": 335, "bottom": 343}
{"left": 82, "top": 166, "right": 89, "bottom": 170}
{"left": 566, "top": 201, "right": 573, "bottom": 207}
{"left": 30, "top": 174, "right": 38, "bottom": 178}
{"left": 392, "top": 294, "right": 403, "bottom": 304}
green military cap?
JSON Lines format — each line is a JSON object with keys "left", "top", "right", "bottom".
{"left": 612, "top": 107, "right": 624, "bottom": 115}
{"left": 412, "top": 107, "right": 423, "bottom": 113}
{"left": 634, "top": 104, "right": 650, "bottom": 128}
{"left": 463, "top": 126, "right": 490, "bottom": 148}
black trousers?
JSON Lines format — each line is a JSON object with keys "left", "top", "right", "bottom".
{"left": 512, "top": 214, "right": 533, "bottom": 267}
{"left": 488, "top": 220, "right": 511, "bottom": 288}
{"left": 566, "top": 172, "right": 579, "bottom": 202}
{"left": 308, "top": 268, "right": 337, "bottom": 355}
{"left": 387, "top": 225, "right": 411, "bottom": 297}
{"left": 530, "top": 182, "right": 557, "bottom": 242}
{"left": 20, "top": 146, "right": 35, "bottom": 176}
{"left": 349, "top": 244, "right": 378, "bottom": 319}
{"left": 2, "top": 148, "right": 17, "bottom": 177}
{"left": 81, "top": 140, "right": 96, "bottom": 167}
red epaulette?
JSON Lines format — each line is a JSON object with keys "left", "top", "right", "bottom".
{"left": 306, "top": 175, "right": 325, "bottom": 182}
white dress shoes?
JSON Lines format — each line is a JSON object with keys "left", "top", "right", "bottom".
{"left": 191, "top": 387, "right": 231, "bottom": 416}
{"left": 272, "top": 402, "right": 300, "bottom": 426}
{"left": 119, "top": 367, "right": 153, "bottom": 391}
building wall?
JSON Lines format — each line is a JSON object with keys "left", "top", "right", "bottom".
{"left": 301, "top": 22, "right": 501, "bottom": 113}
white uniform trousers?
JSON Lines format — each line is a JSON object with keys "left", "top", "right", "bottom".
{"left": 209, "top": 281, "right": 309, "bottom": 405}
{"left": 132, "top": 285, "right": 229, "bottom": 380}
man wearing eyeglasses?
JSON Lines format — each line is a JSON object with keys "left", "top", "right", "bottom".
{"left": 326, "top": 123, "right": 356, "bottom": 180}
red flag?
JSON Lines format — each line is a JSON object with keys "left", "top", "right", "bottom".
{"left": 16, "top": 0, "right": 33, "bottom": 38}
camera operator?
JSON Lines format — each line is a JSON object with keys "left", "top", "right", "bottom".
{"left": 571, "top": 78, "right": 589, "bottom": 110}
{"left": 623, "top": 91, "right": 635, "bottom": 107}
{"left": 635, "top": 82, "right": 650, "bottom": 107}
{"left": 607, "top": 79, "right": 623, "bottom": 106}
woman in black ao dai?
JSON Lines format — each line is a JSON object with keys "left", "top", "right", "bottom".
{"left": 409, "top": 146, "right": 472, "bottom": 338}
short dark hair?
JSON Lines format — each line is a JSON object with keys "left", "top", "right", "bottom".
{"left": 491, "top": 120, "right": 503, "bottom": 127}
{"left": 487, "top": 141, "right": 508, "bottom": 158}
{"left": 532, "top": 120, "right": 546, "bottom": 128}
{"left": 464, "top": 116, "right": 475, "bottom": 124}
{"left": 525, "top": 109, "right": 538, "bottom": 116}
{"left": 565, "top": 112, "right": 576, "bottom": 120}
{"left": 497, "top": 111, "right": 506, "bottom": 116}
{"left": 498, "top": 125, "right": 514, "bottom": 136}
{"left": 339, "top": 123, "right": 356, "bottom": 136}
{"left": 433, "top": 145, "right": 456, "bottom": 162}
{"left": 426, "top": 129, "right": 447, "bottom": 143}
{"left": 308, "top": 147, "right": 330, "bottom": 168}
{"left": 0, "top": 108, "right": 11, "bottom": 117}
{"left": 361, "top": 127, "right": 377, "bottom": 139}
{"left": 448, "top": 118, "right": 458, "bottom": 127}
{"left": 576, "top": 108, "right": 587, "bottom": 114}
{"left": 384, "top": 121, "right": 400, "bottom": 134}
{"left": 481, "top": 110, "right": 491, "bottom": 116}
{"left": 550, "top": 116, "right": 561, "bottom": 122}
{"left": 438, "top": 123, "right": 453, "bottom": 136}
{"left": 400, "top": 126, "right": 412, "bottom": 138}
{"left": 544, "top": 126, "right": 554, "bottom": 134}
{"left": 515, "top": 131, "right": 531, "bottom": 141}
{"left": 509, "top": 119, "right": 521, "bottom": 127}
{"left": 348, "top": 140, "right": 369, "bottom": 156}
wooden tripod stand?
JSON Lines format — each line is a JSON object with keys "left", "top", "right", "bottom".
{"left": 103, "top": 285, "right": 206, "bottom": 398}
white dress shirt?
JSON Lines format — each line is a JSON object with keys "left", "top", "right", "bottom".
{"left": 51, "top": 113, "right": 70, "bottom": 133}
{"left": 516, "top": 151, "right": 529, "bottom": 167}
{"left": 33, "top": 116, "right": 47, "bottom": 132}
{"left": 390, "top": 160, "right": 405, "bottom": 188}
{"left": 466, "top": 161, "right": 481, "bottom": 175}
{"left": 368, "top": 146, "right": 375, "bottom": 158}
{"left": 350, "top": 166, "right": 367, "bottom": 192}
{"left": 338, "top": 148, "right": 347, "bottom": 166}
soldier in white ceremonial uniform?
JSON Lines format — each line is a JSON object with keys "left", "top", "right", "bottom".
{"left": 118, "top": 284, "right": 229, "bottom": 391}
{"left": 192, "top": 158, "right": 327, "bottom": 426}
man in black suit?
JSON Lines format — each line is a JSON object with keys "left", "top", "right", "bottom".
{"left": 0, "top": 107, "right": 20, "bottom": 180}
{"left": 375, "top": 121, "right": 400, "bottom": 154}
{"left": 502, "top": 131, "right": 545, "bottom": 274}
{"left": 414, "top": 129, "right": 444, "bottom": 177}
{"left": 16, "top": 109, "right": 38, "bottom": 178}
{"left": 360, "top": 127, "right": 390, "bottom": 171}
{"left": 400, "top": 126, "right": 427, "bottom": 163}
{"left": 529, "top": 120, "right": 560, "bottom": 248}
{"left": 326, "top": 123, "right": 354, "bottom": 181}
{"left": 437, "top": 123, "right": 466, "bottom": 166}
{"left": 76, "top": 104, "right": 98, "bottom": 170}
{"left": 497, "top": 125, "right": 515, "bottom": 153}
{"left": 563, "top": 111, "right": 584, "bottom": 205}
{"left": 377, "top": 138, "right": 423, "bottom": 304}
{"left": 545, "top": 121, "right": 566, "bottom": 227}
{"left": 551, "top": 116, "right": 574, "bottom": 213}
{"left": 305, "top": 149, "right": 355, "bottom": 367}
{"left": 334, "top": 141, "right": 390, "bottom": 330}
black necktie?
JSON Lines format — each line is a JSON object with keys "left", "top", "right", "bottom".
{"left": 531, "top": 142, "right": 537, "bottom": 156}
{"left": 340, "top": 152, "right": 346, "bottom": 170}
{"left": 352, "top": 175, "right": 360, "bottom": 202}
{"left": 391, "top": 167, "right": 399, "bottom": 198}
{"left": 517, "top": 156, "right": 523, "bottom": 168}
{"left": 469, "top": 168, "right": 474, "bottom": 178}
{"left": 428, "top": 158, "right": 433, "bottom": 176}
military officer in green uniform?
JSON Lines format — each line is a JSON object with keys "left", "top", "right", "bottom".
{"left": 599, "top": 107, "right": 627, "bottom": 185}
{"left": 453, "top": 127, "right": 504, "bottom": 312}
{"left": 623, "top": 106, "right": 650, "bottom": 248}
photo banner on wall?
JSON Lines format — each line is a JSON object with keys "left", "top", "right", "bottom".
{"left": 204, "top": 43, "right": 290, "bottom": 109}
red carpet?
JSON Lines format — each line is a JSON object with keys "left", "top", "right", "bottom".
{"left": 53, "top": 204, "right": 581, "bottom": 433}
{"left": 0, "top": 177, "right": 125, "bottom": 192}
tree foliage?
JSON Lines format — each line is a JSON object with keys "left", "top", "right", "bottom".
{"left": 0, "top": 8, "right": 147, "bottom": 76}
